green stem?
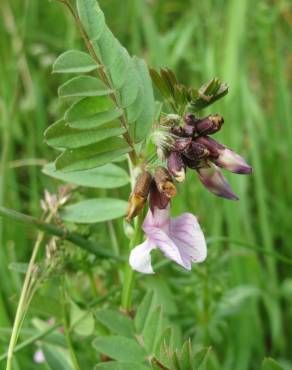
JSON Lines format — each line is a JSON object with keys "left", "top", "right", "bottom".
{"left": 6, "top": 230, "right": 45, "bottom": 370}
{"left": 107, "top": 221, "right": 123, "bottom": 282}
{"left": 0, "top": 206, "right": 123, "bottom": 261}
{"left": 121, "top": 213, "right": 143, "bottom": 311}
{"left": 58, "top": 0, "right": 138, "bottom": 166}
{"left": 61, "top": 279, "right": 81, "bottom": 370}
{"left": 0, "top": 322, "right": 61, "bottom": 362}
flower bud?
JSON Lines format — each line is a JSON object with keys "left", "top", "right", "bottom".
{"left": 160, "top": 113, "right": 181, "bottom": 126}
{"left": 184, "top": 124, "right": 196, "bottom": 136}
{"left": 194, "top": 114, "right": 224, "bottom": 135}
{"left": 174, "top": 137, "right": 192, "bottom": 152}
{"left": 197, "top": 164, "right": 239, "bottom": 200}
{"left": 167, "top": 151, "right": 186, "bottom": 182}
{"left": 149, "top": 182, "right": 170, "bottom": 211}
{"left": 171, "top": 126, "right": 185, "bottom": 136}
{"left": 154, "top": 167, "right": 177, "bottom": 198}
{"left": 184, "top": 141, "right": 210, "bottom": 160}
{"left": 195, "top": 136, "right": 223, "bottom": 158}
{"left": 215, "top": 148, "right": 252, "bottom": 174}
{"left": 126, "top": 171, "right": 152, "bottom": 222}
{"left": 182, "top": 156, "right": 200, "bottom": 169}
{"left": 183, "top": 114, "right": 197, "bottom": 126}
{"left": 196, "top": 136, "right": 252, "bottom": 174}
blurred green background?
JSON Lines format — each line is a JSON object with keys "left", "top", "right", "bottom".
{"left": 0, "top": 0, "right": 291, "bottom": 369}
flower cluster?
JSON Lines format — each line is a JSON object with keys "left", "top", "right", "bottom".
{"left": 127, "top": 111, "right": 252, "bottom": 274}
{"left": 165, "top": 113, "right": 252, "bottom": 200}
{"left": 127, "top": 167, "right": 207, "bottom": 274}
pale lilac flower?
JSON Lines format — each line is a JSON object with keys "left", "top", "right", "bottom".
{"left": 197, "top": 164, "right": 239, "bottom": 200}
{"left": 34, "top": 349, "right": 45, "bottom": 364}
{"left": 214, "top": 147, "right": 252, "bottom": 174}
{"left": 196, "top": 136, "right": 252, "bottom": 175}
{"left": 129, "top": 205, "right": 207, "bottom": 274}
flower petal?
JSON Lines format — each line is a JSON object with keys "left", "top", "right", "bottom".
{"left": 214, "top": 148, "right": 252, "bottom": 174}
{"left": 197, "top": 164, "right": 239, "bottom": 200}
{"left": 170, "top": 213, "right": 207, "bottom": 268}
{"left": 146, "top": 227, "right": 185, "bottom": 267}
{"left": 143, "top": 206, "right": 170, "bottom": 232}
{"left": 149, "top": 183, "right": 170, "bottom": 211}
{"left": 34, "top": 349, "right": 45, "bottom": 364}
{"left": 129, "top": 239, "right": 156, "bottom": 274}
{"left": 167, "top": 151, "right": 186, "bottom": 182}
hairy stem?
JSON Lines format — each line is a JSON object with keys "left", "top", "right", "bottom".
{"left": 0, "top": 206, "right": 124, "bottom": 261}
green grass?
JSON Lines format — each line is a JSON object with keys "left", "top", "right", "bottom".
{"left": 0, "top": 0, "right": 291, "bottom": 369}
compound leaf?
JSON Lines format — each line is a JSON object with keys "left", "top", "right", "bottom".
{"left": 55, "top": 137, "right": 131, "bottom": 171}
{"left": 60, "top": 198, "right": 128, "bottom": 223}
{"left": 92, "top": 336, "right": 146, "bottom": 362}
{"left": 42, "top": 162, "right": 129, "bottom": 188}
{"left": 53, "top": 50, "right": 98, "bottom": 73}
{"left": 45, "top": 119, "right": 125, "bottom": 149}
{"left": 58, "top": 76, "right": 112, "bottom": 98}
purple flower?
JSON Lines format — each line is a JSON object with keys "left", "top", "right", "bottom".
{"left": 129, "top": 205, "right": 207, "bottom": 274}
{"left": 196, "top": 136, "right": 252, "bottom": 174}
{"left": 214, "top": 147, "right": 252, "bottom": 174}
{"left": 197, "top": 164, "right": 239, "bottom": 200}
{"left": 177, "top": 136, "right": 252, "bottom": 200}
{"left": 183, "top": 114, "right": 224, "bottom": 136}
{"left": 167, "top": 151, "right": 186, "bottom": 182}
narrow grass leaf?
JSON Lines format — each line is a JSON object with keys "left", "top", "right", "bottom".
{"left": 8, "top": 262, "right": 28, "bottom": 274}
{"left": 261, "top": 358, "right": 284, "bottom": 370}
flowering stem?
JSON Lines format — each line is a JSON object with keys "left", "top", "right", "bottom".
{"left": 5, "top": 225, "right": 47, "bottom": 370}
{"left": 121, "top": 212, "right": 144, "bottom": 311}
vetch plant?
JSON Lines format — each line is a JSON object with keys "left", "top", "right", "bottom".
{"left": 1, "top": 0, "right": 256, "bottom": 369}
{"left": 44, "top": 0, "right": 251, "bottom": 279}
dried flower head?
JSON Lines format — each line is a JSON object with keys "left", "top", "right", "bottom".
{"left": 154, "top": 167, "right": 177, "bottom": 198}
{"left": 126, "top": 171, "right": 153, "bottom": 222}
